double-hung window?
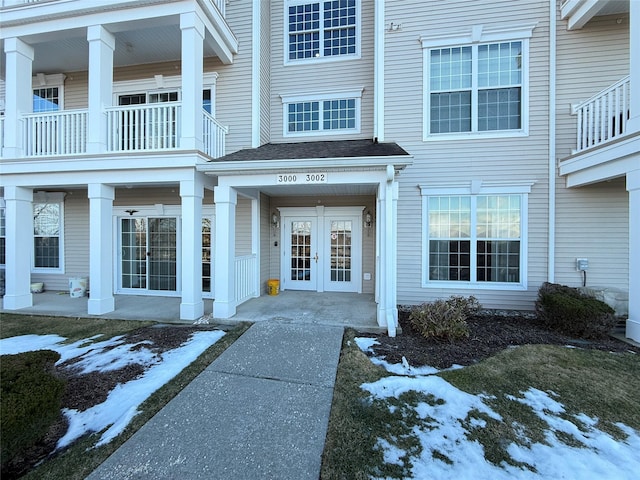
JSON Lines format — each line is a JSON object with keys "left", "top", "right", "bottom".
{"left": 286, "top": 0, "right": 359, "bottom": 63}
{"left": 32, "top": 193, "right": 65, "bottom": 273}
{"left": 282, "top": 89, "right": 362, "bottom": 136}
{"left": 421, "top": 23, "right": 535, "bottom": 139}
{"left": 421, "top": 182, "right": 533, "bottom": 288}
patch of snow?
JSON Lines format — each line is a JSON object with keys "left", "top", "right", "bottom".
{"left": 354, "top": 337, "right": 378, "bottom": 352}
{"left": 360, "top": 344, "right": 640, "bottom": 480}
{"left": 57, "top": 330, "right": 225, "bottom": 448}
{"left": 1, "top": 329, "right": 226, "bottom": 450}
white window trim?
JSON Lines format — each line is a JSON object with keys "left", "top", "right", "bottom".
{"left": 32, "top": 192, "right": 65, "bottom": 275}
{"left": 281, "top": 88, "right": 363, "bottom": 137}
{"left": 284, "top": 0, "right": 361, "bottom": 66}
{"left": 419, "top": 180, "right": 535, "bottom": 290}
{"left": 112, "top": 73, "right": 218, "bottom": 105}
{"left": 32, "top": 73, "right": 66, "bottom": 110}
{"left": 421, "top": 23, "right": 536, "bottom": 142}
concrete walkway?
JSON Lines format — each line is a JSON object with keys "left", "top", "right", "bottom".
{"left": 87, "top": 320, "right": 344, "bottom": 480}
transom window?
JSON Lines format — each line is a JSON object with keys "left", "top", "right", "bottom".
{"left": 286, "top": 0, "right": 359, "bottom": 62}
{"left": 287, "top": 99, "right": 356, "bottom": 133}
{"left": 421, "top": 183, "right": 532, "bottom": 288}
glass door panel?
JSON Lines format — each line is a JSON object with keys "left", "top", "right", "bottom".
{"left": 330, "top": 220, "right": 352, "bottom": 282}
{"left": 286, "top": 219, "right": 317, "bottom": 291}
{"left": 121, "top": 218, "right": 147, "bottom": 289}
{"left": 148, "top": 218, "right": 177, "bottom": 291}
{"left": 120, "top": 217, "right": 177, "bottom": 292}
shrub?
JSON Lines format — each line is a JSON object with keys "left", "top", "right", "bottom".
{"left": 535, "top": 282, "right": 617, "bottom": 339}
{"left": 408, "top": 295, "right": 481, "bottom": 341}
{"left": 1, "top": 350, "right": 65, "bottom": 475}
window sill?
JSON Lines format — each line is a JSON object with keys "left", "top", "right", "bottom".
{"left": 422, "top": 130, "right": 528, "bottom": 142}
{"left": 284, "top": 53, "right": 361, "bottom": 67}
{"left": 421, "top": 280, "right": 527, "bottom": 291}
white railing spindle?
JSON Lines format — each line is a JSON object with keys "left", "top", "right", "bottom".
{"left": 572, "top": 75, "right": 630, "bottom": 153}
{"left": 202, "top": 110, "right": 228, "bottom": 158}
{"left": 22, "top": 110, "right": 87, "bottom": 156}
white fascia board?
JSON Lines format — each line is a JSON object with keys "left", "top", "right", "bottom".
{"left": 0, "top": 166, "right": 201, "bottom": 189}
{"left": 559, "top": 133, "right": 640, "bottom": 176}
{"left": 197, "top": 155, "right": 413, "bottom": 175}
{"left": 565, "top": 0, "right": 607, "bottom": 30}
{"left": 0, "top": 152, "right": 206, "bottom": 177}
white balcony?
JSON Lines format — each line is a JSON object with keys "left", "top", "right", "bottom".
{"left": 572, "top": 75, "right": 630, "bottom": 154}
{"left": 2, "top": 105, "right": 227, "bottom": 158}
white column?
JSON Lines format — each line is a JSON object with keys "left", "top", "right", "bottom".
{"left": 3, "top": 186, "right": 33, "bottom": 309}
{"left": 628, "top": 0, "right": 640, "bottom": 132}
{"left": 87, "top": 26, "right": 115, "bottom": 154}
{"left": 87, "top": 184, "right": 115, "bottom": 314}
{"left": 213, "top": 184, "right": 237, "bottom": 318}
{"left": 180, "top": 177, "right": 205, "bottom": 320}
{"left": 180, "top": 12, "right": 205, "bottom": 151}
{"left": 376, "top": 166, "right": 399, "bottom": 336}
{"left": 3, "top": 38, "right": 33, "bottom": 158}
{"left": 626, "top": 170, "right": 640, "bottom": 342}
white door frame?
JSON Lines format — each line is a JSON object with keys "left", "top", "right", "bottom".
{"left": 278, "top": 206, "right": 364, "bottom": 293}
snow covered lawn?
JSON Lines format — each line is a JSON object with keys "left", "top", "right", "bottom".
{"left": 1, "top": 329, "right": 225, "bottom": 449}
{"left": 355, "top": 337, "right": 640, "bottom": 480}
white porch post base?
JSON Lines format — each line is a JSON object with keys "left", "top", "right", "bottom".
{"left": 180, "top": 301, "right": 205, "bottom": 320}
{"left": 88, "top": 297, "right": 115, "bottom": 315}
{"left": 626, "top": 319, "right": 640, "bottom": 343}
{"left": 3, "top": 294, "right": 33, "bottom": 310}
{"left": 212, "top": 300, "right": 236, "bottom": 319}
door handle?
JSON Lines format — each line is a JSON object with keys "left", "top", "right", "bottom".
{"left": 314, "top": 253, "right": 318, "bottom": 263}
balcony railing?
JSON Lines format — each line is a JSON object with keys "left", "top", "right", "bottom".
{"left": 203, "top": 110, "right": 228, "bottom": 158}
{"left": 107, "top": 103, "right": 181, "bottom": 152}
{"left": 7, "top": 105, "right": 226, "bottom": 158}
{"left": 572, "top": 75, "right": 630, "bottom": 154}
{"left": 23, "top": 110, "right": 87, "bottom": 156}
{"left": 235, "top": 254, "right": 258, "bottom": 305}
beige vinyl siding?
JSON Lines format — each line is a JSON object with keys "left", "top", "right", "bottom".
{"left": 260, "top": 193, "right": 272, "bottom": 294}
{"left": 268, "top": 0, "right": 375, "bottom": 143}
{"left": 210, "top": 1, "right": 255, "bottom": 155}
{"left": 260, "top": 0, "right": 272, "bottom": 145}
{"left": 554, "top": 12, "right": 630, "bottom": 292}
{"left": 269, "top": 195, "right": 376, "bottom": 294}
{"left": 32, "top": 190, "right": 89, "bottom": 292}
{"left": 235, "top": 196, "right": 253, "bottom": 256}
{"left": 385, "top": 0, "right": 550, "bottom": 310}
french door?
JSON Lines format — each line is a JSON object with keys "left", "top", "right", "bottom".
{"left": 281, "top": 207, "right": 362, "bottom": 293}
{"left": 120, "top": 217, "right": 178, "bottom": 293}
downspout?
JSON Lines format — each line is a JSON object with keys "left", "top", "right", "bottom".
{"left": 374, "top": 0, "right": 384, "bottom": 142}
{"left": 548, "top": 0, "right": 557, "bottom": 283}
{"left": 251, "top": 0, "right": 261, "bottom": 148}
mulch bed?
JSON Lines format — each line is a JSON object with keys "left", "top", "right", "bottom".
{"left": 365, "top": 311, "right": 638, "bottom": 369}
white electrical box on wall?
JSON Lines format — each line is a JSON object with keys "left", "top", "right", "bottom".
{"left": 576, "top": 258, "right": 589, "bottom": 271}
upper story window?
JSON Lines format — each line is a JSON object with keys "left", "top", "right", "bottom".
{"left": 281, "top": 88, "right": 362, "bottom": 136}
{"left": 421, "top": 23, "right": 536, "bottom": 140}
{"left": 286, "top": 0, "right": 359, "bottom": 63}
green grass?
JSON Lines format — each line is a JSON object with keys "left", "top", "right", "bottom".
{"left": 440, "top": 345, "right": 640, "bottom": 466}
{"left": 0, "top": 314, "right": 154, "bottom": 342}
{"left": 0, "top": 314, "right": 251, "bottom": 480}
{"left": 321, "top": 337, "right": 640, "bottom": 478}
